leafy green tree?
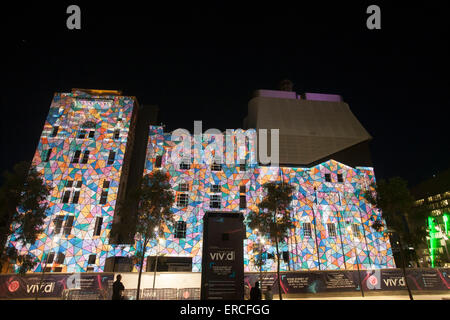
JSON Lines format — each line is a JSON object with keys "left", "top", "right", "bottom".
{"left": 130, "top": 170, "right": 175, "bottom": 300}
{"left": 246, "top": 182, "right": 295, "bottom": 300}
{"left": 0, "top": 161, "right": 51, "bottom": 274}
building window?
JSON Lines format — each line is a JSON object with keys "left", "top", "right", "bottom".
{"left": 53, "top": 216, "right": 64, "bottom": 234}
{"left": 44, "top": 149, "right": 52, "bottom": 162}
{"left": 62, "top": 190, "right": 71, "bottom": 203}
{"left": 89, "top": 131, "right": 95, "bottom": 138}
{"left": 179, "top": 183, "right": 189, "bottom": 192}
{"left": 210, "top": 195, "right": 221, "bottom": 209}
{"left": 352, "top": 223, "right": 361, "bottom": 237}
{"left": 72, "top": 191, "right": 80, "bottom": 204}
{"left": 93, "top": 217, "right": 103, "bottom": 236}
{"left": 103, "top": 180, "right": 110, "bottom": 189}
{"left": 177, "top": 193, "right": 189, "bottom": 208}
{"left": 239, "top": 185, "right": 246, "bottom": 194}
{"left": 81, "top": 150, "right": 90, "bottom": 164}
{"left": 99, "top": 191, "right": 108, "bottom": 205}
{"left": 63, "top": 216, "right": 74, "bottom": 236}
{"left": 53, "top": 267, "right": 63, "bottom": 272}
{"left": 55, "top": 252, "right": 65, "bottom": 264}
{"left": 114, "top": 129, "right": 120, "bottom": 140}
{"left": 325, "top": 173, "right": 331, "bottom": 183}
{"left": 239, "top": 162, "right": 246, "bottom": 171}
{"left": 337, "top": 174, "right": 343, "bottom": 183}
{"left": 51, "top": 126, "right": 59, "bottom": 137}
{"left": 155, "top": 155, "right": 162, "bottom": 168}
{"left": 327, "top": 223, "right": 337, "bottom": 237}
{"left": 88, "top": 254, "right": 96, "bottom": 265}
{"left": 107, "top": 151, "right": 116, "bottom": 165}
{"left": 180, "top": 160, "right": 191, "bottom": 170}
{"left": 71, "top": 150, "right": 81, "bottom": 163}
{"left": 303, "top": 223, "right": 312, "bottom": 237}
{"left": 211, "top": 161, "right": 222, "bottom": 171}
{"left": 175, "top": 221, "right": 187, "bottom": 238}
{"left": 211, "top": 184, "right": 220, "bottom": 193}
{"left": 46, "top": 252, "right": 55, "bottom": 264}
{"left": 75, "top": 180, "right": 82, "bottom": 188}
{"left": 239, "top": 195, "right": 246, "bottom": 209}
{"left": 44, "top": 267, "right": 52, "bottom": 273}
{"left": 78, "top": 130, "right": 87, "bottom": 139}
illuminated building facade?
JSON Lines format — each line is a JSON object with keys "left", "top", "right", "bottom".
{"left": 5, "top": 87, "right": 396, "bottom": 274}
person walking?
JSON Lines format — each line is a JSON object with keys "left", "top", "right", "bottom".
{"left": 112, "top": 274, "right": 125, "bottom": 300}
{"left": 264, "top": 285, "right": 273, "bottom": 300}
{"left": 250, "top": 281, "right": 262, "bottom": 300}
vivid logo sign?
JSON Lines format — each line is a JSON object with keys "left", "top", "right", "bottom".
{"left": 210, "top": 251, "right": 235, "bottom": 261}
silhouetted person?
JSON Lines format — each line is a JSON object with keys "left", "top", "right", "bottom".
{"left": 112, "top": 274, "right": 125, "bottom": 300}
{"left": 250, "top": 281, "right": 262, "bottom": 300}
{"left": 264, "top": 285, "right": 273, "bottom": 300}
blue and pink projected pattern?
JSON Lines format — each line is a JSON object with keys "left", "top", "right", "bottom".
{"left": 7, "top": 91, "right": 138, "bottom": 273}
{"left": 143, "top": 126, "right": 396, "bottom": 272}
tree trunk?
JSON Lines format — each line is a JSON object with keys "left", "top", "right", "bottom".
{"left": 136, "top": 237, "right": 148, "bottom": 300}
{"left": 274, "top": 233, "right": 282, "bottom": 300}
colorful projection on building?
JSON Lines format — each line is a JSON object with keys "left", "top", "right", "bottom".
{"left": 142, "top": 126, "right": 395, "bottom": 272}
{"left": 7, "top": 91, "right": 137, "bottom": 273}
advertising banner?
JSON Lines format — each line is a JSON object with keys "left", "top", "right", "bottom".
{"left": 0, "top": 273, "right": 114, "bottom": 299}
{"left": 201, "top": 212, "right": 245, "bottom": 300}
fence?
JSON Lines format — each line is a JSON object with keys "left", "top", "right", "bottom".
{"left": 62, "top": 287, "right": 200, "bottom": 300}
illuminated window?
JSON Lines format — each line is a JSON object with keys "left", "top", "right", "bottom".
{"left": 327, "top": 223, "right": 337, "bottom": 237}
{"left": 99, "top": 191, "right": 108, "bottom": 205}
{"left": 88, "top": 131, "right": 95, "bottom": 138}
{"left": 240, "top": 185, "right": 246, "bottom": 194}
{"left": 114, "top": 129, "right": 120, "bottom": 140}
{"left": 62, "top": 190, "right": 71, "bottom": 203}
{"left": 53, "top": 216, "right": 64, "bottom": 234}
{"left": 325, "top": 174, "right": 331, "bottom": 182}
{"left": 72, "top": 191, "right": 80, "bottom": 204}
{"left": 175, "top": 221, "right": 187, "bottom": 238}
{"left": 78, "top": 130, "right": 87, "bottom": 139}
{"left": 337, "top": 174, "right": 343, "bottom": 183}
{"left": 240, "top": 162, "right": 246, "bottom": 171}
{"left": 177, "top": 193, "right": 189, "bottom": 208}
{"left": 46, "top": 252, "right": 55, "bottom": 264}
{"left": 303, "top": 223, "right": 312, "bottom": 237}
{"left": 210, "top": 195, "right": 221, "bottom": 208}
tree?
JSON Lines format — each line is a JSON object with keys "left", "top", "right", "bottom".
{"left": 245, "top": 182, "right": 295, "bottom": 300}
{"left": 0, "top": 161, "right": 51, "bottom": 274}
{"left": 131, "top": 170, "right": 175, "bottom": 300}
{"left": 364, "top": 176, "right": 415, "bottom": 299}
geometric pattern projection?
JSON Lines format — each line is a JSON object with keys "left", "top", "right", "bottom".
{"left": 142, "top": 126, "right": 395, "bottom": 272}
{"left": 7, "top": 102, "right": 396, "bottom": 274}
{"left": 7, "top": 91, "right": 137, "bottom": 273}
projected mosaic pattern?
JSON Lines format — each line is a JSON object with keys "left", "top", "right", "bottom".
{"left": 7, "top": 91, "right": 137, "bottom": 273}
{"left": 142, "top": 126, "right": 395, "bottom": 272}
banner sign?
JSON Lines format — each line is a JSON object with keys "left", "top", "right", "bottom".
{"left": 244, "top": 268, "right": 450, "bottom": 295}
{"left": 0, "top": 273, "right": 114, "bottom": 299}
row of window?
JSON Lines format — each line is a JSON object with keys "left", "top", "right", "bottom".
{"left": 324, "top": 173, "right": 344, "bottom": 183}
{"left": 52, "top": 215, "right": 103, "bottom": 237}
{"left": 176, "top": 193, "right": 247, "bottom": 209}
{"left": 302, "top": 222, "right": 361, "bottom": 238}
{"left": 178, "top": 183, "right": 246, "bottom": 194}
{"left": 61, "top": 180, "right": 110, "bottom": 205}
{"left": 49, "top": 126, "right": 121, "bottom": 140}
{"left": 43, "top": 252, "right": 97, "bottom": 268}
{"left": 42, "top": 148, "right": 117, "bottom": 165}
{"left": 155, "top": 156, "right": 247, "bottom": 171}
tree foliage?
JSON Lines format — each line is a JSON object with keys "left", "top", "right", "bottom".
{"left": 132, "top": 170, "right": 175, "bottom": 299}
{"left": 0, "top": 161, "right": 51, "bottom": 274}
{"left": 245, "top": 181, "right": 295, "bottom": 300}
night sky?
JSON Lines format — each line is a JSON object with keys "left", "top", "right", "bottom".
{"left": 1, "top": 2, "right": 449, "bottom": 188}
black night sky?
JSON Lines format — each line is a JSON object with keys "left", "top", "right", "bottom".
{"left": 1, "top": 2, "right": 449, "bottom": 188}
